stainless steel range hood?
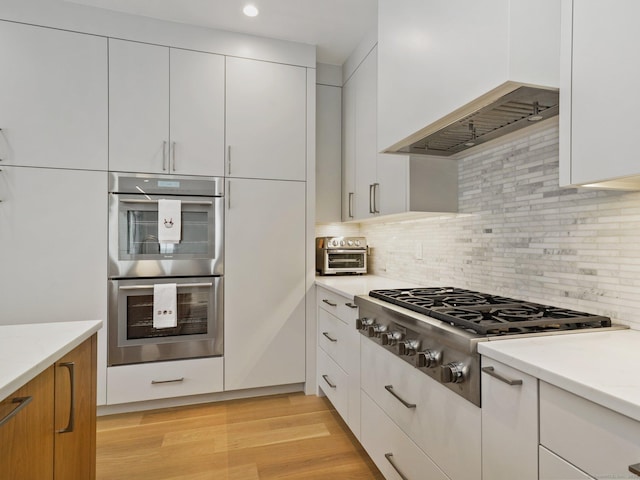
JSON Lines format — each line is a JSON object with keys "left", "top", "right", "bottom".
{"left": 383, "top": 82, "right": 559, "bottom": 157}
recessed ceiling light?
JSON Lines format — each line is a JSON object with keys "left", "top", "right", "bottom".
{"left": 243, "top": 4, "right": 259, "bottom": 17}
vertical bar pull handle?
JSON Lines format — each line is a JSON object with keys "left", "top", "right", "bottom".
{"left": 385, "top": 453, "right": 409, "bottom": 480}
{"left": 227, "top": 145, "right": 232, "bottom": 175}
{"left": 171, "top": 141, "right": 176, "bottom": 171}
{"left": 57, "top": 362, "right": 75, "bottom": 434}
{"left": 369, "top": 184, "right": 375, "bottom": 213}
{"left": 348, "top": 192, "right": 354, "bottom": 218}
{"left": 373, "top": 183, "right": 380, "bottom": 213}
{"left": 0, "top": 396, "right": 33, "bottom": 427}
{"left": 162, "top": 141, "right": 167, "bottom": 171}
{"left": 227, "top": 180, "right": 231, "bottom": 209}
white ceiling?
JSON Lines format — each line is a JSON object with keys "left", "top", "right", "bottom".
{"left": 65, "top": 0, "right": 378, "bottom": 65}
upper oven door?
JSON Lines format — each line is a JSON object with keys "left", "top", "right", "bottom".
{"left": 109, "top": 193, "right": 224, "bottom": 278}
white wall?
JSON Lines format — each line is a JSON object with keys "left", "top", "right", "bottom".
{"left": 359, "top": 120, "right": 640, "bottom": 330}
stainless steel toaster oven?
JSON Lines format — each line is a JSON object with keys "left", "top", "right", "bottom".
{"left": 316, "top": 236, "right": 367, "bottom": 275}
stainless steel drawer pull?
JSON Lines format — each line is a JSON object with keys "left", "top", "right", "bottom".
{"left": 481, "top": 366, "right": 523, "bottom": 386}
{"left": 171, "top": 141, "right": 177, "bottom": 172}
{"left": 119, "top": 282, "right": 213, "bottom": 291}
{"left": 0, "top": 396, "right": 33, "bottom": 427}
{"left": 344, "top": 302, "right": 358, "bottom": 309}
{"left": 629, "top": 463, "right": 640, "bottom": 477}
{"left": 162, "top": 140, "right": 167, "bottom": 171}
{"left": 151, "top": 377, "right": 184, "bottom": 385}
{"left": 57, "top": 362, "right": 75, "bottom": 434}
{"left": 384, "top": 453, "right": 409, "bottom": 480}
{"left": 322, "top": 375, "right": 336, "bottom": 389}
{"left": 322, "top": 299, "right": 337, "bottom": 307}
{"left": 385, "top": 385, "right": 416, "bottom": 409}
{"left": 322, "top": 332, "right": 338, "bottom": 343}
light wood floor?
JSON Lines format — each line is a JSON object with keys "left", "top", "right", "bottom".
{"left": 96, "top": 392, "right": 384, "bottom": 480}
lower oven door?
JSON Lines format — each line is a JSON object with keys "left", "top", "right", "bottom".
{"left": 108, "top": 276, "right": 223, "bottom": 366}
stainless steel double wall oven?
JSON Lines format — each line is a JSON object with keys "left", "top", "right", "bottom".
{"left": 108, "top": 173, "right": 224, "bottom": 366}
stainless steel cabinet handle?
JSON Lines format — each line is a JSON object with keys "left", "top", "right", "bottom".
{"left": 227, "top": 145, "right": 232, "bottom": 175}
{"left": 373, "top": 182, "right": 380, "bottom": 213}
{"left": 171, "top": 141, "right": 176, "bottom": 172}
{"left": 227, "top": 180, "right": 231, "bottom": 209}
{"left": 369, "top": 184, "right": 375, "bottom": 213}
{"left": 322, "top": 332, "right": 338, "bottom": 343}
{"left": 119, "top": 282, "right": 213, "bottom": 291}
{"left": 384, "top": 453, "right": 409, "bottom": 480}
{"left": 151, "top": 377, "right": 184, "bottom": 385}
{"left": 348, "top": 192, "right": 354, "bottom": 218}
{"left": 162, "top": 140, "right": 167, "bottom": 171}
{"left": 385, "top": 385, "right": 416, "bottom": 409}
{"left": 119, "top": 199, "right": 214, "bottom": 206}
{"left": 57, "top": 362, "right": 75, "bottom": 434}
{"left": 321, "top": 375, "right": 336, "bottom": 389}
{"left": 344, "top": 302, "right": 358, "bottom": 309}
{"left": 322, "top": 299, "right": 337, "bottom": 307}
{"left": 0, "top": 396, "right": 33, "bottom": 427}
{"left": 629, "top": 463, "right": 640, "bottom": 477}
{"left": 481, "top": 366, "right": 523, "bottom": 386}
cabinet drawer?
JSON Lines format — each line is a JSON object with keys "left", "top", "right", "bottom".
{"left": 318, "top": 308, "right": 348, "bottom": 367}
{"left": 317, "top": 348, "right": 348, "bottom": 422}
{"left": 539, "top": 446, "right": 595, "bottom": 480}
{"left": 361, "top": 392, "right": 448, "bottom": 480}
{"left": 540, "top": 381, "right": 640, "bottom": 479}
{"left": 316, "top": 287, "right": 359, "bottom": 325}
{"left": 106, "top": 357, "right": 223, "bottom": 405}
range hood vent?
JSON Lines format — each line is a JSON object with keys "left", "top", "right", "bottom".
{"left": 386, "top": 84, "right": 559, "bottom": 157}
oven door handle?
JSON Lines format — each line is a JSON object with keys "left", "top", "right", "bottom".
{"left": 119, "top": 199, "right": 214, "bottom": 206}
{"left": 119, "top": 282, "right": 213, "bottom": 290}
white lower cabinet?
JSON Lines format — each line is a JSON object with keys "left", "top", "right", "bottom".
{"left": 360, "top": 338, "right": 481, "bottom": 480}
{"left": 106, "top": 357, "right": 223, "bottom": 405}
{"left": 481, "top": 358, "right": 538, "bottom": 480}
{"left": 539, "top": 446, "right": 595, "bottom": 480}
{"left": 361, "top": 392, "right": 448, "bottom": 480}
{"left": 316, "top": 286, "right": 361, "bottom": 438}
{"left": 540, "top": 381, "right": 640, "bottom": 480}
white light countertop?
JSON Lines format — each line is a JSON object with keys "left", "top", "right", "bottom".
{"left": 478, "top": 329, "right": 640, "bottom": 422}
{"left": 0, "top": 320, "right": 102, "bottom": 402}
{"left": 315, "top": 274, "right": 421, "bottom": 300}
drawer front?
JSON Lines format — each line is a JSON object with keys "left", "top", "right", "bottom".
{"left": 540, "top": 381, "right": 640, "bottom": 479}
{"left": 539, "top": 446, "right": 595, "bottom": 480}
{"left": 316, "top": 286, "right": 358, "bottom": 325}
{"left": 361, "top": 338, "right": 481, "bottom": 480}
{"left": 361, "top": 391, "right": 448, "bottom": 480}
{"left": 318, "top": 307, "right": 348, "bottom": 366}
{"left": 106, "top": 357, "right": 223, "bottom": 404}
{"left": 317, "top": 348, "right": 348, "bottom": 421}
{"left": 481, "top": 357, "right": 538, "bottom": 480}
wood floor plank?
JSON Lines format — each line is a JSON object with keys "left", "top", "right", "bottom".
{"left": 96, "top": 393, "right": 383, "bottom": 480}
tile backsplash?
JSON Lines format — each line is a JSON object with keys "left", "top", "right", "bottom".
{"left": 319, "top": 121, "right": 640, "bottom": 330}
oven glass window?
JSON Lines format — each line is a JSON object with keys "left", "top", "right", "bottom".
{"left": 327, "top": 252, "right": 365, "bottom": 269}
{"left": 126, "top": 291, "right": 209, "bottom": 339}
{"left": 126, "top": 210, "right": 211, "bottom": 256}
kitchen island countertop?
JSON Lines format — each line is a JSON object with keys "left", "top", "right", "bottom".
{"left": 315, "top": 274, "right": 421, "bottom": 299}
{"left": 479, "top": 328, "right": 640, "bottom": 422}
{"left": 0, "top": 320, "right": 102, "bottom": 402}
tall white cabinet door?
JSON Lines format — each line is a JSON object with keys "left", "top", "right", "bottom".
{"left": 0, "top": 21, "right": 107, "bottom": 170}
{"left": 108, "top": 39, "right": 169, "bottom": 174}
{"left": 226, "top": 57, "right": 307, "bottom": 181}
{"left": 224, "top": 178, "right": 306, "bottom": 390}
{"left": 341, "top": 78, "right": 356, "bottom": 221}
{"left": 0, "top": 167, "right": 107, "bottom": 321}
{"left": 169, "top": 49, "right": 225, "bottom": 177}
{"left": 315, "top": 84, "right": 342, "bottom": 223}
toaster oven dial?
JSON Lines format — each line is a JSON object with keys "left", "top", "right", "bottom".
{"left": 381, "top": 331, "right": 404, "bottom": 346}
{"left": 398, "top": 340, "right": 419, "bottom": 356}
{"left": 441, "top": 362, "right": 465, "bottom": 384}
{"left": 416, "top": 349, "right": 442, "bottom": 368}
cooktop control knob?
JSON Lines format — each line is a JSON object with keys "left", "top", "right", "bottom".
{"left": 398, "top": 340, "right": 420, "bottom": 356}
{"left": 441, "top": 362, "right": 465, "bottom": 384}
{"left": 416, "top": 350, "right": 441, "bottom": 368}
{"left": 356, "top": 317, "right": 374, "bottom": 330}
{"left": 367, "top": 324, "right": 387, "bottom": 338}
{"left": 381, "top": 331, "right": 404, "bottom": 346}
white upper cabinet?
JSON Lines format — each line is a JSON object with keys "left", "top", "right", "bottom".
{"left": 559, "top": 0, "right": 640, "bottom": 189}
{"left": 0, "top": 21, "right": 107, "bottom": 170}
{"left": 377, "top": 0, "right": 561, "bottom": 153}
{"left": 109, "top": 39, "right": 224, "bottom": 176}
{"left": 225, "top": 57, "right": 307, "bottom": 181}
{"left": 316, "top": 84, "right": 342, "bottom": 223}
